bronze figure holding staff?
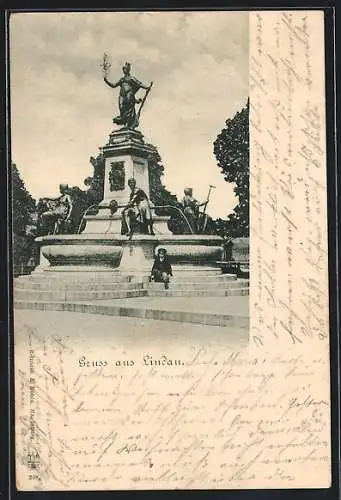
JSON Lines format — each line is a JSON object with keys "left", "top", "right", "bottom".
{"left": 101, "top": 54, "right": 153, "bottom": 129}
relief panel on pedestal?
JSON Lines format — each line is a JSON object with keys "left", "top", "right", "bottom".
{"left": 109, "top": 161, "right": 125, "bottom": 192}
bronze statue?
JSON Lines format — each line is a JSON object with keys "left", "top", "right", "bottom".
{"left": 181, "top": 188, "right": 207, "bottom": 233}
{"left": 38, "top": 184, "right": 73, "bottom": 235}
{"left": 102, "top": 55, "right": 153, "bottom": 129}
{"left": 122, "top": 178, "right": 154, "bottom": 236}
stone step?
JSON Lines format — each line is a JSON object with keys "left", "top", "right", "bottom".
{"left": 164, "top": 274, "right": 237, "bottom": 283}
{"left": 15, "top": 273, "right": 234, "bottom": 283}
{"left": 14, "top": 273, "right": 240, "bottom": 289}
{"left": 14, "top": 281, "right": 248, "bottom": 294}
{"left": 166, "top": 272, "right": 236, "bottom": 280}
{"left": 16, "top": 275, "right": 234, "bottom": 287}
{"left": 14, "top": 276, "right": 248, "bottom": 292}
{"left": 168, "top": 267, "right": 223, "bottom": 275}
{"left": 147, "top": 280, "right": 248, "bottom": 291}
{"left": 13, "top": 288, "right": 148, "bottom": 302}
{"left": 16, "top": 273, "right": 135, "bottom": 284}
{"left": 147, "top": 287, "right": 249, "bottom": 298}
{"left": 18, "top": 270, "right": 232, "bottom": 282}
{"left": 14, "top": 284, "right": 249, "bottom": 301}
{"left": 14, "top": 281, "right": 145, "bottom": 292}
{"left": 13, "top": 299, "right": 249, "bottom": 329}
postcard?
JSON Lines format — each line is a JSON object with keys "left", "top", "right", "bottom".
{"left": 10, "top": 10, "right": 331, "bottom": 490}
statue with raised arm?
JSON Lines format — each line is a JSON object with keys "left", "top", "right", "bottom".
{"left": 102, "top": 54, "right": 153, "bottom": 129}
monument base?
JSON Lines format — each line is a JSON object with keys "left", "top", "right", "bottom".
{"left": 99, "top": 127, "right": 155, "bottom": 208}
{"left": 34, "top": 233, "right": 223, "bottom": 277}
{"left": 82, "top": 212, "right": 172, "bottom": 235}
{"left": 34, "top": 125, "right": 224, "bottom": 281}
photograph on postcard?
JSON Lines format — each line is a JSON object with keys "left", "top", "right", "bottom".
{"left": 10, "top": 10, "right": 331, "bottom": 491}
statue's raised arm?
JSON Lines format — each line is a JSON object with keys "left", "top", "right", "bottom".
{"left": 101, "top": 53, "right": 120, "bottom": 88}
{"left": 103, "top": 75, "right": 121, "bottom": 89}
{"left": 101, "top": 54, "right": 153, "bottom": 129}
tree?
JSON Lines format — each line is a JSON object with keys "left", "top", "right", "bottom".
{"left": 146, "top": 144, "right": 191, "bottom": 234}
{"left": 11, "top": 163, "right": 37, "bottom": 270}
{"left": 213, "top": 99, "right": 249, "bottom": 238}
{"left": 147, "top": 143, "right": 179, "bottom": 211}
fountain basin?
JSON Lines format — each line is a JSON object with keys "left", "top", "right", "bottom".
{"left": 41, "top": 244, "right": 122, "bottom": 267}
{"left": 35, "top": 234, "right": 223, "bottom": 274}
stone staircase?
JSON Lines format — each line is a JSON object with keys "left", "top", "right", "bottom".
{"left": 146, "top": 274, "right": 249, "bottom": 297}
{"left": 14, "top": 272, "right": 146, "bottom": 303}
{"left": 14, "top": 271, "right": 249, "bottom": 329}
{"left": 14, "top": 271, "right": 248, "bottom": 303}
{"left": 13, "top": 271, "right": 249, "bottom": 328}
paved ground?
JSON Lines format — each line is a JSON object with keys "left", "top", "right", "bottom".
{"left": 14, "top": 308, "right": 249, "bottom": 349}
{"left": 14, "top": 294, "right": 249, "bottom": 328}
{"left": 103, "top": 295, "right": 249, "bottom": 315}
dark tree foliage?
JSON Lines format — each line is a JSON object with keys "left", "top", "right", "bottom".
{"left": 146, "top": 143, "right": 188, "bottom": 234}
{"left": 89, "top": 153, "right": 105, "bottom": 202}
{"left": 65, "top": 154, "right": 105, "bottom": 234}
{"left": 11, "top": 163, "right": 37, "bottom": 268}
{"left": 147, "top": 144, "right": 217, "bottom": 235}
{"left": 213, "top": 99, "right": 249, "bottom": 238}
{"left": 147, "top": 143, "right": 179, "bottom": 212}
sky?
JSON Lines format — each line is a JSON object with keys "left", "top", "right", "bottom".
{"left": 10, "top": 11, "right": 248, "bottom": 219}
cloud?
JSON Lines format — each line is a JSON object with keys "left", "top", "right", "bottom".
{"left": 10, "top": 11, "right": 248, "bottom": 218}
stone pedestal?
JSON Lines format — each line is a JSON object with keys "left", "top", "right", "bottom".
{"left": 100, "top": 128, "right": 153, "bottom": 207}
{"left": 83, "top": 127, "right": 171, "bottom": 235}
{"left": 119, "top": 236, "right": 156, "bottom": 276}
{"left": 82, "top": 213, "right": 172, "bottom": 235}
{"left": 33, "top": 247, "right": 51, "bottom": 273}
